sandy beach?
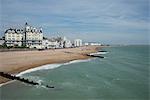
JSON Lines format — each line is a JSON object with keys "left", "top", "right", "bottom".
{"left": 0, "top": 46, "right": 101, "bottom": 84}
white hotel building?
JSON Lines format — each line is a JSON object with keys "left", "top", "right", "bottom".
{"left": 4, "top": 23, "right": 83, "bottom": 49}
{"left": 42, "top": 39, "right": 59, "bottom": 49}
{"left": 74, "top": 39, "right": 82, "bottom": 47}
{"left": 24, "top": 23, "right": 43, "bottom": 49}
{"left": 5, "top": 29, "right": 23, "bottom": 47}
{"left": 5, "top": 23, "right": 43, "bottom": 49}
{"left": 42, "top": 36, "right": 72, "bottom": 49}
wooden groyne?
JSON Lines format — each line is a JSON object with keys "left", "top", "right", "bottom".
{"left": 98, "top": 50, "right": 107, "bottom": 52}
{"left": 87, "top": 54, "right": 104, "bottom": 58}
{"left": 0, "top": 72, "right": 54, "bottom": 88}
{"left": 86, "top": 50, "right": 108, "bottom": 58}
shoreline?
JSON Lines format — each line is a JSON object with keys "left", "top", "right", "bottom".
{"left": 0, "top": 58, "right": 93, "bottom": 87}
{"left": 0, "top": 46, "right": 102, "bottom": 85}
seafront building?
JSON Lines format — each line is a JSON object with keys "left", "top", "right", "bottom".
{"left": 4, "top": 23, "right": 83, "bottom": 49}
{"left": 0, "top": 38, "right": 5, "bottom": 46}
{"left": 42, "top": 38, "right": 59, "bottom": 49}
{"left": 84, "top": 42, "right": 101, "bottom": 46}
{"left": 24, "top": 23, "right": 43, "bottom": 49}
{"left": 5, "top": 28, "right": 24, "bottom": 47}
{"left": 64, "top": 39, "right": 72, "bottom": 48}
{"left": 84, "top": 43, "right": 89, "bottom": 46}
{"left": 4, "top": 23, "right": 43, "bottom": 49}
{"left": 74, "top": 39, "right": 82, "bottom": 47}
{"left": 63, "top": 37, "right": 72, "bottom": 48}
{"left": 42, "top": 36, "right": 72, "bottom": 49}
{"left": 90, "top": 42, "right": 101, "bottom": 46}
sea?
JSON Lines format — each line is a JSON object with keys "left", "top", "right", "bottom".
{"left": 0, "top": 45, "right": 149, "bottom": 100}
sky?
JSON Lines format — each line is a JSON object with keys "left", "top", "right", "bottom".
{"left": 0, "top": 0, "right": 149, "bottom": 44}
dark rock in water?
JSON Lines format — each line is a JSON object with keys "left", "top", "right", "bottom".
{"left": 98, "top": 50, "right": 107, "bottom": 52}
{"left": 90, "top": 55, "right": 104, "bottom": 58}
{"left": 87, "top": 54, "right": 104, "bottom": 58}
{"left": 46, "top": 85, "right": 54, "bottom": 88}
{"left": 16, "top": 77, "right": 20, "bottom": 80}
{"left": 98, "top": 56, "right": 104, "bottom": 58}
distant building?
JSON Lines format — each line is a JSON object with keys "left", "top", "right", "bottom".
{"left": 42, "top": 39, "right": 59, "bottom": 49}
{"left": 63, "top": 37, "right": 72, "bottom": 48}
{"left": 49, "top": 40, "right": 59, "bottom": 48}
{"left": 0, "top": 38, "right": 5, "bottom": 46}
{"left": 50, "top": 37, "right": 64, "bottom": 48}
{"left": 84, "top": 43, "right": 89, "bottom": 46}
{"left": 64, "top": 40, "right": 72, "bottom": 48}
{"left": 90, "top": 43, "right": 101, "bottom": 46}
{"left": 24, "top": 23, "right": 43, "bottom": 49}
{"left": 5, "top": 28, "right": 23, "bottom": 46}
{"left": 42, "top": 39, "right": 49, "bottom": 49}
{"left": 42, "top": 36, "right": 73, "bottom": 49}
{"left": 74, "top": 39, "right": 82, "bottom": 47}
{"left": 4, "top": 23, "right": 43, "bottom": 49}
{"left": 4, "top": 23, "right": 84, "bottom": 49}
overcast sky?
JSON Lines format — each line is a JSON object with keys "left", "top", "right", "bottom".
{"left": 1, "top": 0, "right": 149, "bottom": 44}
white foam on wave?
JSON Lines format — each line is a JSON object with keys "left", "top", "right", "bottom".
{"left": 0, "top": 80, "right": 15, "bottom": 87}
{"left": 17, "top": 58, "right": 92, "bottom": 76}
{"left": 64, "top": 58, "right": 92, "bottom": 65}
{"left": 89, "top": 52, "right": 108, "bottom": 55}
{"left": 0, "top": 59, "right": 92, "bottom": 87}
{"left": 17, "top": 64, "right": 62, "bottom": 76}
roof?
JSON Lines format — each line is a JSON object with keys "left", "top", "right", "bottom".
{"left": 5, "top": 28, "right": 24, "bottom": 34}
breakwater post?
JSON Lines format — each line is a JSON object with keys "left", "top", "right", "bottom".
{"left": 87, "top": 54, "right": 104, "bottom": 58}
{"left": 0, "top": 72, "right": 54, "bottom": 88}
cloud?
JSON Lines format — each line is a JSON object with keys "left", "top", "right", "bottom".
{"left": 1, "top": 0, "right": 149, "bottom": 44}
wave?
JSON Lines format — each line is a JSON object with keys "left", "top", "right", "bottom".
{"left": 64, "top": 58, "right": 92, "bottom": 65}
{"left": 16, "top": 64, "right": 62, "bottom": 76}
{"left": 0, "top": 59, "right": 92, "bottom": 87}
{"left": 0, "top": 80, "right": 15, "bottom": 87}
{"left": 17, "top": 58, "right": 92, "bottom": 76}
{"left": 89, "top": 52, "right": 108, "bottom": 55}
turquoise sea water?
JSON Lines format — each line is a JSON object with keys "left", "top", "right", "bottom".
{"left": 1, "top": 45, "right": 149, "bottom": 100}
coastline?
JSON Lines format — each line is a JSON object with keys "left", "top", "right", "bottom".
{"left": 0, "top": 58, "right": 93, "bottom": 87}
{"left": 0, "top": 46, "right": 101, "bottom": 85}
